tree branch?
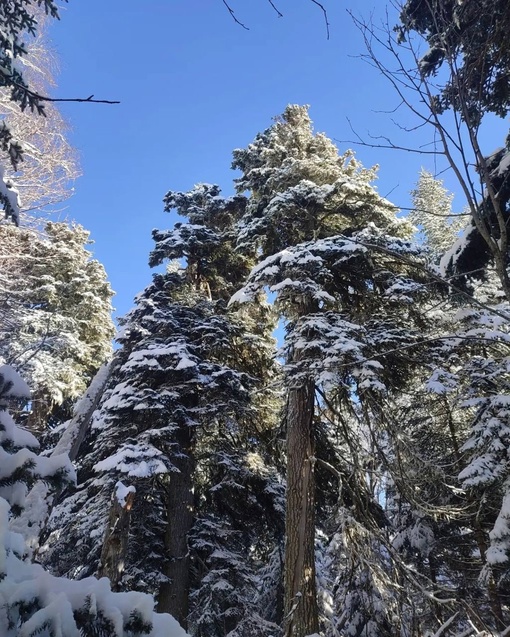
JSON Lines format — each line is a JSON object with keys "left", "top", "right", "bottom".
{"left": 222, "top": 0, "right": 249, "bottom": 29}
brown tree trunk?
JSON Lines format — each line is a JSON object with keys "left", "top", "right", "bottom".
{"left": 157, "top": 425, "right": 194, "bottom": 629}
{"left": 98, "top": 484, "right": 135, "bottom": 588}
{"left": 284, "top": 377, "right": 319, "bottom": 637}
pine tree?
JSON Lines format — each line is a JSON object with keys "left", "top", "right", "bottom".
{"left": 0, "top": 221, "right": 115, "bottom": 433}
{"left": 409, "top": 168, "right": 464, "bottom": 259}
{"left": 0, "top": 364, "right": 187, "bottom": 637}
{"left": 230, "top": 105, "right": 450, "bottom": 637}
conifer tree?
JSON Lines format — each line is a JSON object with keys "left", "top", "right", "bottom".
{"left": 41, "top": 185, "right": 283, "bottom": 635}
{"left": 0, "top": 222, "right": 114, "bottom": 432}
{"left": 0, "top": 364, "right": 187, "bottom": 637}
{"left": 409, "top": 168, "right": 464, "bottom": 259}
{"left": 230, "top": 105, "right": 446, "bottom": 637}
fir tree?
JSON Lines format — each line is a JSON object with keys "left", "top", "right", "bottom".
{"left": 42, "top": 185, "right": 282, "bottom": 635}
{"left": 230, "top": 105, "right": 446, "bottom": 637}
{"left": 409, "top": 168, "right": 464, "bottom": 259}
{"left": 0, "top": 221, "right": 115, "bottom": 433}
{"left": 0, "top": 364, "right": 186, "bottom": 637}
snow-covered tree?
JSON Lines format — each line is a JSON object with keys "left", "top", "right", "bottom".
{"left": 0, "top": 1, "right": 65, "bottom": 224}
{"left": 0, "top": 364, "right": 188, "bottom": 637}
{"left": 0, "top": 222, "right": 115, "bottom": 432}
{"left": 42, "top": 185, "right": 282, "bottom": 635}
{"left": 0, "top": 10, "right": 79, "bottom": 217}
{"left": 409, "top": 168, "right": 464, "bottom": 258}
{"left": 230, "top": 105, "right": 448, "bottom": 637}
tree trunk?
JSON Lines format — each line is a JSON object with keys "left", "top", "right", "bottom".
{"left": 157, "top": 425, "right": 194, "bottom": 628}
{"left": 284, "top": 377, "right": 319, "bottom": 637}
{"left": 473, "top": 525, "right": 504, "bottom": 630}
{"left": 98, "top": 484, "right": 135, "bottom": 588}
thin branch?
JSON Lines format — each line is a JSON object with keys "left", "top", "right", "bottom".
{"left": 309, "top": 0, "right": 330, "bottom": 39}
{"left": 4, "top": 75, "right": 120, "bottom": 105}
{"left": 32, "top": 93, "right": 120, "bottom": 105}
{"left": 267, "top": 0, "right": 283, "bottom": 18}
{"left": 222, "top": 0, "right": 249, "bottom": 29}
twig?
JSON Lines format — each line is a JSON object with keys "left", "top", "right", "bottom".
{"left": 222, "top": 0, "right": 249, "bottom": 29}
{"left": 267, "top": 0, "right": 283, "bottom": 18}
{"left": 310, "top": 0, "right": 330, "bottom": 39}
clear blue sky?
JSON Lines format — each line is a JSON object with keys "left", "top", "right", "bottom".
{"left": 47, "top": 0, "right": 508, "bottom": 320}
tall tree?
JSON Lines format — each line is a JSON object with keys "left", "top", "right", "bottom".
{"left": 41, "top": 185, "right": 282, "bottom": 635}
{"left": 0, "top": 222, "right": 115, "bottom": 432}
{"left": 0, "top": 364, "right": 188, "bottom": 637}
{"left": 231, "top": 105, "right": 431, "bottom": 637}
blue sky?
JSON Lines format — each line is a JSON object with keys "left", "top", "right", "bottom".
{"left": 47, "top": 0, "right": 508, "bottom": 320}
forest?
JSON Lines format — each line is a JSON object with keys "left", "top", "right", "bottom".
{"left": 1, "top": 1, "right": 510, "bottom": 636}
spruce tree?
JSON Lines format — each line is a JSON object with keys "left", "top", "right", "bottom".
{"left": 0, "top": 365, "right": 187, "bottom": 637}
{"left": 0, "top": 222, "right": 114, "bottom": 433}
{"left": 231, "top": 105, "right": 454, "bottom": 637}
{"left": 41, "top": 185, "right": 282, "bottom": 635}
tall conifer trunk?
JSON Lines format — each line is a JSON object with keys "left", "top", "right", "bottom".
{"left": 284, "top": 300, "right": 319, "bottom": 637}
{"left": 284, "top": 377, "right": 319, "bottom": 637}
{"left": 157, "top": 425, "right": 194, "bottom": 628}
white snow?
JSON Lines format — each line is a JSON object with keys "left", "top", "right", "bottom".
{"left": 115, "top": 481, "right": 136, "bottom": 508}
{"left": 0, "top": 364, "right": 30, "bottom": 400}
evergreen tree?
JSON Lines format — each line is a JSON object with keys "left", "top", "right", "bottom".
{"left": 41, "top": 185, "right": 282, "bottom": 635}
{"left": 0, "top": 221, "right": 115, "bottom": 432}
{"left": 0, "top": 364, "right": 187, "bottom": 637}
{"left": 409, "top": 168, "right": 464, "bottom": 259}
{"left": 230, "top": 105, "right": 447, "bottom": 637}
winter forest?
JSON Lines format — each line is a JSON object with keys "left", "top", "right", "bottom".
{"left": 2, "top": 1, "right": 510, "bottom": 636}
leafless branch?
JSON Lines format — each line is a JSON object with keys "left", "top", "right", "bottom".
{"left": 267, "top": 0, "right": 283, "bottom": 18}
{"left": 221, "top": 0, "right": 330, "bottom": 37}
{"left": 222, "top": 0, "right": 249, "bottom": 29}
{"left": 309, "top": 0, "right": 330, "bottom": 39}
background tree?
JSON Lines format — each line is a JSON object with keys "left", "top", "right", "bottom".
{"left": 0, "top": 222, "right": 115, "bottom": 433}
{"left": 0, "top": 0, "right": 64, "bottom": 224}
{"left": 409, "top": 168, "right": 464, "bottom": 259}
{"left": 0, "top": 13, "right": 80, "bottom": 217}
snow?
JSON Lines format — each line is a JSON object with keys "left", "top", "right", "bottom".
{"left": 495, "top": 149, "right": 510, "bottom": 176}
{"left": 0, "top": 364, "right": 30, "bottom": 400}
{"left": 93, "top": 444, "right": 169, "bottom": 478}
{"left": 487, "top": 488, "right": 510, "bottom": 565}
{"left": 0, "top": 511, "right": 189, "bottom": 636}
{"left": 115, "top": 481, "right": 136, "bottom": 507}
{"left": 175, "top": 356, "right": 197, "bottom": 370}
{"left": 0, "top": 164, "right": 21, "bottom": 226}
{"left": 0, "top": 410, "right": 39, "bottom": 450}
{"left": 228, "top": 285, "right": 257, "bottom": 305}
{"left": 71, "top": 363, "right": 111, "bottom": 421}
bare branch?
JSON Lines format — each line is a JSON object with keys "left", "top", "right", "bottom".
{"left": 222, "top": 0, "right": 249, "bottom": 30}
{"left": 267, "top": 0, "right": 283, "bottom": 18}
{"left": 309, "top": 0, "right": 330, "bottom": 39}
{"left": 9, "top": 81, "right": 120, "bottom": 105}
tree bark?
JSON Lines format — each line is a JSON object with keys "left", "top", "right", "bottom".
{"left": 98, "top": 485, "right": 135, "bottom": 588}
{"left": 284, "top": 377, "right": 319, "bottom": 637}
{"left": 157, "top": 425, "right": 194, "bottom": 628}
